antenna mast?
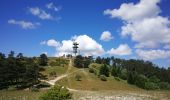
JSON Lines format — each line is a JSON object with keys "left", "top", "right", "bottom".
{"left": 72, "top": 41, "right": 79, "bottom": 56}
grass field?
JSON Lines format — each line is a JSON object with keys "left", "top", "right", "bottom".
{"left": 0, "top": 90, "right": 46, "bottom": 100}
{"left": 1, "top": 59, "right": 170, "bottom": 100}
{"left": 57, "top": 68, "right": 144, "bottom": 91}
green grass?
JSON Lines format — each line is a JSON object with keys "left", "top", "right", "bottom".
{"left": 0, "top": 90, "right": 46, "bottom": 100}
{"left": 40, "top": 66, "right": 68, "bottom": 79}
{"left": 40, "top": 57, "right": 70, "bottom": 79}
{"left": 57, "top": 68, "right": 143, "bottom": 91}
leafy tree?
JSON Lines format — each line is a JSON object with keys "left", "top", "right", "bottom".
{"left": 39, "top": 54, "right": 48, "bottom": 66}
{"left": 39, "top": 85, "right": 72, "bottom": 100}
{"left": 145, "top": 82, "right": 159, "bottom": 90}
{"left": 99, "top": 64, "right": 109, "bottom": 77}
{"left": 74, "top": 55, "right": 83, "bottom": 68}
{"left": 95, "top": 56, "right": 102, "bottom": 64}
{"left": 135, "top": 74, "right": 148, "bottom": 89}
{"left": 127, "top": 72, "right": 137, "bottom": 84}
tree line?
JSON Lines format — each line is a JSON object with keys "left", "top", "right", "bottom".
{"left": 0, "top": 51, "right": 48, "bottom": 89}
{"left": 74, "top": 55, "right": 170, "bottom": 90}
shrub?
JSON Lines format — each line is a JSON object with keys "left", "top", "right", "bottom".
{"left": 89, "top": 67, "right": 94, "bottom": 73}
{"left": 39, "top": 85, "right": 72, "bottom": 100}
{"left": 158, "top": 82, "right": 170, "bottom": 90}
{"left": 119, "top": 69, "right": 127, "bottom": 80}
{"left": 135, "top": 74, "right": 148, "bottom": 89}
{"left": 75, "top": 74, "right": 82, "bottom": 81}
{"left": 100, "top": 75, "right": 107, "bottom": 81}
{"left": 49, "top": 61, "right": 59, "bottom": 66}
{"left": 99, "top": 64, "right": 109, "bottom": 77}
{"left": 149, "top": 76, "right": 160, "bottom": 83}
{"left": 31, "top": 87, "right": 39, "bottom": 92}
{"left": 145, "top": 82, "right": 159, "bottom": 90}
{"left": 127, "top": 72, "right": 137, "bottom": 84}
{"left": 36, "top": 82, "right": 51, "bottom": 89}
{"left": 49, "top": 71, "right": 56, "bottom": 77}
{"left": 114, "top": 77, "right": 120, "bottom": 81}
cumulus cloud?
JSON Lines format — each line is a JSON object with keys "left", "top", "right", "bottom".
{"left": 40, "top": 39, "right": 60, "bottom": 47}
{"left": 104, "top": 0, "right": 160, "bottom": 22}
{"left": 46, "top": 2, "right": 61, "bottom": 12}
{"left": 28, "top": 7, "right": 53, "bottom": 20}
{"left": 100, "top": 31, "right": 113, "bottom": 41}
{"left": 104, "top": 0, "right": 170, "bottom": 49}
{"left": 136, "top": 49, "right": 170, "bottom": 60}
{"left": 41, "top": 35, "right": 105, "bottom": 56}
{"left": 8, "top": 19, "right": 40, "bottom": 29}
{"left": 107, "top": 44, "right": 132, "bottom": 56}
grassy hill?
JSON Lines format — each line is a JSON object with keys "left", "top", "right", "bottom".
{"left": 0, "top": 57, "right": 170, "bottom": 100}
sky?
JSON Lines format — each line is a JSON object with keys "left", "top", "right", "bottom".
{"left": 0, "top": 0, "right": 170, "bottom": 67}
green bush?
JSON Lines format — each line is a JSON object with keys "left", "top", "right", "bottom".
{"left": 31, "top": 87, "right": 39, "bottom": 92}
{"left": 39, "top": 85, "right": 72, "bottom": 100}
{"left": 145, "top": 82, "right": 159, "bottom": 90}
{"left": 158, "top": 82, "right": 170, "bottom": 90}
{"left": 75, "top": 74, "right": 82, "bottom": 81}
{"left": 100, "top": 75, "right": 107, "bottom": 81}
{"left": 149, "top": 76, "right": 160, "bottom": 83}
{"left": 119, "top": 69, "right": 127, "bottom": 80}
{"left": 49, "top": 61, "right": 59, "bottom": 66}
{"left": 99, "top": 64, "right": 109, "bottom": 77}
{"left": 135, "top": 74, "right": 148, "bottom": 89}
{"left": 36, "top": 82, "right": 51, "bottom": 89}
{"left": 127, "top": 72, "right": 137, "bottom": 84}
{"left": 89, "top": 67, "right": 94, "bottom": 73}
{"left": 114, "top": 77, "right": 120, "bottom": 81}
{"left": 49, "top": 71, "right": 57, "bottom": 77}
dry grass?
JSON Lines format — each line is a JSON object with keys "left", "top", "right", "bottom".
{"left": 57, "top": 68, "right": 143, "bottom": 91}
{"left": 0, "top": 90, "right": 46, "bottom": 100}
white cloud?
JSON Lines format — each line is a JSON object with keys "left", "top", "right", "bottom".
{"left": 47, "top": 39, "right": 60, "bottom": 47}
{"left": 46, "top": 2, "right": 61, "bottom": 12}
{"left": 41, "top": 39, "right": 60, "bottom": 47}
{"left": 42, "top": 35, "right": 105, "bottom": 56}
{"left": 136, "top": 49, "right": 170, "bottom": 60}
{"left": 104, "top": 0, "right": 160, "bottom": 22}
{"left": 104, "top": 0, "right": 170, "bottom": 49}
{"left": 8, "top": 19, "right": 40, "bottom": 29}
{"left": 29, "top": 7, "right": 53, "bottom": 20}
{"left": 121, "top": 16, "right": 170, "bottom": 49}
{"left": 100, "top": 31, "right": 113, "bottom": 41}
{"left": 107, "top": 44, "right": 132, "bottom": 56}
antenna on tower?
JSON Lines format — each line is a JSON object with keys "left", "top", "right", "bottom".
{"left": 72, "top": 40, "right": 79, "bottom": 56}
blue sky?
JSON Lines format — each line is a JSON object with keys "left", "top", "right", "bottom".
{"left": 0, "top": 0, "right": 170, "bottom": 67}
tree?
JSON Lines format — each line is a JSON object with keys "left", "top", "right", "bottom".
{"left": 39, "top": 85, "right": 72, "bottom": 100}
{"left": 39, "top": 54, "right": 48, "bottom": 66}
{"left": 99, "top": 64, "right": 109, "bottom": 77}
{"left": 135, "top": 74, "right": 148, "bottom": 89}
{"left": 95, "top": 56, "right": 102, "bottom": 64}
{"left": 74, "top": 55, "right": 83, "bottom": 68}
{"left": 127, "top": 72, "right": 137, "bottom": 84}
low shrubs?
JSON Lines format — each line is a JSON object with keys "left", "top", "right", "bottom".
{"left": 114, "top": 77, "right": 120, "bottom": 81}
{"left": 75, "top": 74, "right": 82, "bottom": 81}
{"left": 39, "top": 85, "right": 72, "bottom": 100}
{"left": 100, "top": 75, "right": 107, "bottom": 81}
{"left": 145, "top": 82, "right": 159, "bottom": 90}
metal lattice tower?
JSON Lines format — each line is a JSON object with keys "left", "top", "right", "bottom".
{"left": 73, "top": 41, "right": 79, "bottom": 56}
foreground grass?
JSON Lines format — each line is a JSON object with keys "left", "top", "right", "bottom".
{"left": 0, "top": 90, "right": 46, "bottom": 100}
{"left": 72, "top": 90, "right": 170, "bottom": 100}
